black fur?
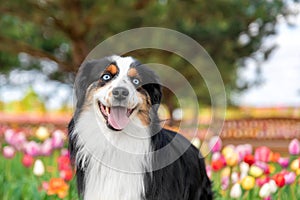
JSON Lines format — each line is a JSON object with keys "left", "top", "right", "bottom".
{"left": 68, "top": 56, "right": 213, "bottom": 200}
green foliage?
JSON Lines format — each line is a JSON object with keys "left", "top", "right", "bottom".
{"left": 0, "top": 0, "right": 298, "bottom": 108}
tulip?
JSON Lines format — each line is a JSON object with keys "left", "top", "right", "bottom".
{"left": 60, "top": 169, "right": 73, "bottom": 181}
{"left": 41, "top": 139, "right": 53, "bottom": 156}
{"left": 278, "top": 157, "right": 289, "bottom": 168}
{"left": 256, "top": 176, "right": 270, "bottom": 187}
{"left": 5, "top": 130, "right": 26, "bottom": 150}
{"left": 283, "top": 171, "right": 296, "bottom": 185}
{"left": 47, "top": 178, "right": 69, "bottom": 198}
{"left": 211, "top": 159, "right": 225, "bottom": 171}
{"left": 249, "top": 165, "right": 263, "bottom": 178}
{"left": 273, "top": 173, "right": 285, "bottom": 187}
{"left": 2, "top": 146, "right": 15, "bottom": 159}
{"left": 4, "top": 129, "right": 15, "bottom": 144}
{"left": 61, "top": 148, "right": 70, "bottom": 157}
{"left": 206, "top": 165, "right": 212, "bottom": 179}
{"left": 254, "top": 146, "right": 271, "bottom": 162}
{"left": 244, "top": 154, "right": 255, "bottom": 166}
{"left": 24, "top": 141, "right": 40, "bottom": 157}
{"left": 35, "top": 126, "right": 50, "bottom": 141}
{"left": 52, "top": 130, "right": 65, "bottom": 149}
{"left": 240, "top": 162, "right": 249, "bottom": 179}
{"left": 254, "top": 161, "right": 269, "bottom": 174}
{"left": 259, "top": 183, "right": 271, "bottom": 198}
{"left": 58, "top": 155, "right": 72, "bottom": 171}
{"left": 236, "top": 144, "right": 252, "bottom": 161}
{"left": 225, "top": 152, "right": 239, "bottom": 167}
{"left": 33, "top": 159, "right": 45, "bottom": 176}
{"left": 221, "top": 167, "right": 231, "bottom": 178}
{"left": 22, "top": 154, "right": 34, "bottom": 168}
{"left": 289, "top": 139, "right": 300, "bottom": 155}
{"left": 268, "top": 180, "right": 277, "bottom": 193}
{"left": 230, "top": 183, "right": 242, "bottom": 198}
{"left": 209, "top": 136, "right": 222, "bottom": 153}
{"left": 212, "top": 152, "right": 221, "bottom": 161}
{"left": 222, "top": 145, "right": 235, "bottom": 156}
{"left": 270, "top": 152, "right": 280, "bottom": 162}
{"left": 290, "top": 159, "right": 299, "bottom": 171}
{"left": 241, "top": 176, "right": 255, "bottom": 190}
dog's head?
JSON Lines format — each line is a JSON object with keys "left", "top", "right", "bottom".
{"left": 74, "top": 55, "right": 162, "bottom": 131}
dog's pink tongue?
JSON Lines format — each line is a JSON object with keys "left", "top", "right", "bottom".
{"left": 108, "top": 107, "right": 130, "bottom": 130}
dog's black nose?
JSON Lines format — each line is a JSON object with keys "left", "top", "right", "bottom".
{"left": 112, "top": 87, "right": 129, "bottom": 100}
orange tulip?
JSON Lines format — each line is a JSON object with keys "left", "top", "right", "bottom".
{"left": 47, "top": 178, "right": 69, "bottom": 198}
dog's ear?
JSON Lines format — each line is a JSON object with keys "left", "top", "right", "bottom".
{"left": 143, "top": 83, "right": 162, "bottom": 107}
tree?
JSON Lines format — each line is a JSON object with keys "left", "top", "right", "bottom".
{"left": 0, "top": 0, "right": 298, "bottom": 118}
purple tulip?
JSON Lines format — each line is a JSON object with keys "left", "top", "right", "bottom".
{"left": 51, "top": 130, "right": 65, "bottom": 149}
{"left": 289, "top": 139, "right": 300, "bottom": 155}
{"left": 41, "top": 139, "right": 53, "bottom": 156}
{"left": 278, "top": 157, "right": 289, "bottom": 168}
{"left": 284, "top": 171, "right": 296, "bottom": 185}
{"left": 209, "top": 136, "right": 222, "bottom": 153}
{"left": 3, "top": 146, "right": 16, "bottom": 159}
{"left": 4, "top": 130, "right": 26, "bottom": 150}
{"left": 24, "top": 141, "right": 40, "bottom": 157}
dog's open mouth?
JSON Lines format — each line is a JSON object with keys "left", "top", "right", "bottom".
{"left": 98, "top": 102, "right": 134, "bottom": 131}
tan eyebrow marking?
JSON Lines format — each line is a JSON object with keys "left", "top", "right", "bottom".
{"left": 106, "top": 64, "right": 118, "bottom": 75}
{"left": 128, "top": 68, "right": 138, "bottom": 77}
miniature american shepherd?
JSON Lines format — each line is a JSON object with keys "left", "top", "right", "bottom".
{"left": 68, "top": 55, "right": 212, "bottom": 200}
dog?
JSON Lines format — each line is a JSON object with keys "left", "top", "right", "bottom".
{"left": 68, "top": 55, "right": 212, "bottom": 200}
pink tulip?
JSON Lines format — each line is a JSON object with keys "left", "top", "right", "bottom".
{"left": 60, "top": 148, "right": 70, "bottom": 157}
{"left": 255, "top": 146, "right": 271, "bottom": 162}
{"left": 278, "top": 157, "right": 289, "bottom": 168}
{"left": 256, "top": 176, "right": 270, "bottom": 187}
{"left": 209, "top": 136, "right": 222, "bottom": 153}
{"left": 22, "top": 154, "right": 34, "bottom": 168}
{"left": 41, "top": 139, "right": 53, "bottom": 156}
{"left": 4, "top": 130, "right": 26, "bottom": 150}
{"left": 51, "top": 130, "right": 65, "bottom": 149}
{"left": 221, "top": 176, "right": 229, "bottom": 190}
{"left": 283, "top": 171, "right": 296, "bottom": 184}
{"left": 289, "top": 139, "right": 300, "bottom": 155}
{"left": 3, "top": 146, "right": 15, "bottom": 159}
{"left": 24, "top": 141, "right": 40, "bottom": 157}
{"left": 206, "top": 165, "right": 212, "bottom": 179}
{"left": 236, "top": 144, "right": 253, "bottom": 162}
{"left": 212, "top": 152, "right": 222, "bottom": 161}
{"left": 254, "top": 161, "right": 269, "bottom": 173}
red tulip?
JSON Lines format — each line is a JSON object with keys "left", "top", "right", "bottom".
{"left": 255, "top": 146, "right": 271, "bottom": 162}
{"left": 244, "top": 154, "right": 255, "bottom": 166}
{"left": 212, "top": 159, "right": 224, "bottom": 171}
{"left": 273, "top": 174, "right": 285, "bottom": 187}
{"left": 22, "top": 154, "right": 34, "bottom": 168}
{"left": 58, "top": 155, "right": 71, "bottom": 171}
{"left": 60, "top": 169, "right": 73, "bottom": 181}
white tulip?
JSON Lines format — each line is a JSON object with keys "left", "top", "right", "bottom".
{"left": 259, "top": 183, "right": 271, "bottom": 198}
{"left": 230, "top": 183, "right": 242, "bottom": 198}
{"left": 268, "top": 180, "right": 278, "bottom": 194}
{"left": 33, "top": 159, "right": 45, "bottom": 176}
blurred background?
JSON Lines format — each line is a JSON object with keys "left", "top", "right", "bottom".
{"left": 0, "top": 0, "right": 300, "bottom": 199}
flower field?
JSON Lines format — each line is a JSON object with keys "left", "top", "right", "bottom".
{"left": 0, "top": 122, "right": 300, "bottom": 199}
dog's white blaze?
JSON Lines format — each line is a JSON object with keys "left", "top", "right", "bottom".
{"left": 95, "top": 56, "right": 140, "bottom": 109}
{"left": 74, "top": 102, "right": 151, "bottom": 199}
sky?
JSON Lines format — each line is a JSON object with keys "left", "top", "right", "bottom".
{"left": 236, "top": 10, "right": 300, "bottom": 107}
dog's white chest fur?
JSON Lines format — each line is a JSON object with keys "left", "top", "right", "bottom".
{"left": 73, "top": 108, "right": 151, "bottom": 200}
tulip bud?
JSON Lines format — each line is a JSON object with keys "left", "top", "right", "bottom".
{"left": 22, "top": 154, "right": 34, "bottom": 168}
{"left": 283, "top": 171, "right": 296, "bottom": 185}
{"left": 268, "top": 180, "right": 277, "bottom": 193}
{"left": 33, "top": 159, "right": 45, "bottom": 176}
{"left": 3, "top": 146, "right": 15, "bottom": 159}
{"left": 35, "top": 126, "right": 50, "bottom": 141}
{"left": 241, "top": 176, "right": 255, "bottom": 190}
{"left": 230, "top": 183, "right": 242, "bottom": 198}
{"left": 289, "top": 139, "right": 300, "bottom": 155}
{"left": 249, "top": 165, "right": 263, "bottom": 178}
{"left": 259, "top": 183, "right": 271, "bottom": 198}
{"left": 278, "top": 157, "right": 289, "bottom": 168}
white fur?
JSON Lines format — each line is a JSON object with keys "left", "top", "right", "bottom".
{"left": 73, "top": 56, "right": 152, "bottom": 200}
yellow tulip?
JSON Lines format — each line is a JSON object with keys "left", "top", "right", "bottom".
{"left": 241, "top": 176, "right": 255, "bottom": 190}
{"left": 290, "top": 159, "right": 299, "bottom": 171}
{"left": 222, "top": 145, "right": 235, "bottom": 156}
{"left": 225, "top": 152, "right": 239, "bottom": 167}
{"left": 249, "top": 165, "right": 263, "bottom": 178}
{"left": 221, "top": 167, "right": 231, "bottom": 178}
{"left": 35, "top": 126, "right": 50, "bottom": 141}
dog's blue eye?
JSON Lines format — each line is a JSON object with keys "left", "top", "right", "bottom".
{"left": 132, "top": 78, "right": 140, "bottom": 85}
{"left": 102, "top": 74, "right": 111, "bottom": 81}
